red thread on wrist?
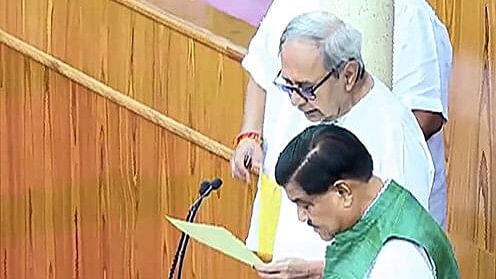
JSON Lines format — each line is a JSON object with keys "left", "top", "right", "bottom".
{"left": 234, "top": 131, "right": 262, "bottom": 147}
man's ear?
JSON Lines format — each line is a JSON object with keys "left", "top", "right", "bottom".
{"left": 333, "top": 180, "right": 353, "bottom": 207}
{"left": 342, "top": 61, "right": 360, "bottom": 91}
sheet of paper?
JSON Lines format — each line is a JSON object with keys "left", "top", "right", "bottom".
{"left": 166, "top": 216, "right": 263, "bottom": 267}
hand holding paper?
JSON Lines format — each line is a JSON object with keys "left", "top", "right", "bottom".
{"left": 166, "top": 216, "right": 264, "bottom": 267}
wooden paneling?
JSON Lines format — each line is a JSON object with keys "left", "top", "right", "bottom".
{"left": 120, "top": 0, "right": 256, "bottom": 49}
{"left": 0, "top": 0, "right": 258, "bottom": 278}
{"left": 427, "top": 0, "right": 496, "bottom": 277}
{"left": 0, "top": 29, "right": 233, "bottom": 161}
{"left": 0, "top": 45, "right": 258, "bottom": 279}
{"left": 0, "top": 0, "right": 250, "bottom": 148}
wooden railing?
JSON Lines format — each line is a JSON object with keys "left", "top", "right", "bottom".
{"left": 0, "top": 29, "right": 233, "bottom": 161}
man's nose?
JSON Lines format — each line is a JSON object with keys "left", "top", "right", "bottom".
{"left": 289, "top": 91, "right": 307, "bottom": 107}
{"left": 297, "top": 207, "right": 308, "bottom": 222}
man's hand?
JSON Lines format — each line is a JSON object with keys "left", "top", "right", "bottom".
{"left": 231, "top": 76, "right": 266, "bottom": 183}
{"left": 255, "top": 258, "right": 324, "bottom": 279}
{"left": 231, "top": 139, "right": 264, "bottom": 183}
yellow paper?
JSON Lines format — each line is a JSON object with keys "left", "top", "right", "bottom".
{"left": 166, "top": 216, "right": 263, "bottom": 267}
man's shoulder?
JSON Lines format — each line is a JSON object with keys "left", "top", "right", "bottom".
{"left": 345, "top": 79, "right": 423, "bottom": 139}
{"left": 395, "top": 0, "right": 436, "bottom": 20}
{"left": 366, "top": 78, "right": 413, "bottom": 117}
{"left": 394, "top": 0, "right": 448, "bottom": 33}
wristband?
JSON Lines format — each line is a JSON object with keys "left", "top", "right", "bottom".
{"left": 234, "top": 131, "right": 262, "bottom": 147}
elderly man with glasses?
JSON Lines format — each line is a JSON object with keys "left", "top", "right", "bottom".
{"left": 234, "top": 11, "right": 437, "bottom": 278}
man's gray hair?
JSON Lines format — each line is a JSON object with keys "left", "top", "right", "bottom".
{"left": 280, "top": 11, "right": 364, "bottom": 75}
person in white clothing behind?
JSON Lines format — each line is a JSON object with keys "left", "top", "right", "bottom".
{"left": 393, "top": 0, "right": 452, "bottom": 228}
{"left": 230, "top": 0, "right": 452, "bottom": 271}
{"left": 239, "top": 11, "right": 435, "bottom": 277}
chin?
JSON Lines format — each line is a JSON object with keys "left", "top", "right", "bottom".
{"left": 318, "top": 231, "right": 334, "bottom": 241}
{"left": 307, "top": 117, "right": 321, "bottom": 122}
{"left": 302, "top": 109, "right": 324, "bottom": 122}
{"left": 304, "top": 113, "right": 323, "bottom": 122}
{"left": 319, "top": 234, "right": 333, "bottom": 241}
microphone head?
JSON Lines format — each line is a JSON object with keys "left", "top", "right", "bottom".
{"left": 199, "top": 181, "right": 211, "bottom": 195}
{"left": 210, "top": 178, "right": 223, "bottom": 190}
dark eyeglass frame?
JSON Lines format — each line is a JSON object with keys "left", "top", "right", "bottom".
{"left": 272, "top": 58, "right": 362, "bottom": 101}
{"left": 272, "top": 70, "right": 334, "bottom": 101}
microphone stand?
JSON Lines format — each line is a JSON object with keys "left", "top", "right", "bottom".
{"left": 167, "top": 182, "right": 213, "bottom": 279}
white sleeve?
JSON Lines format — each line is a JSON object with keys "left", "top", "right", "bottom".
{"left": 393, "top": 1, "right": 452, "bottom": 120}
{"left": 241, "top": 1, "right": 283, "bottom": 90}
{"left": 368, "top": 239, "right": 435, "bottom": 279}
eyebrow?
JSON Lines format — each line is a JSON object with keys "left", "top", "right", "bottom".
{"left": 289, "top": 197, "right": 300, "bottom": 203}
{"left": 281, "top": 75, "right": 313, "bottom": 87}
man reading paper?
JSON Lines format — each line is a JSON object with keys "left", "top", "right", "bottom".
{"left": 256, "top": 124, "right": 459, "bottom": 279}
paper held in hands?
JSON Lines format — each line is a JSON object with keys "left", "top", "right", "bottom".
{"left": 166, "top": 216, "right": 263, "bottom": 267}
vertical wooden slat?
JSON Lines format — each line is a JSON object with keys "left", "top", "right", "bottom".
{"left": 68, "top": 80, "right": 82, "bottom": 279}
{"left": 22, "top": 0, "right": 47, "bottom": 50}
{"left": 152, "top": 23, "right": 171, "bottom": 113}
{"left": 24, "top": 59, "right": 49, "bottom": 279}
{"left": 166, "top": 30, "right": 193, "bottom": 126}
{"left": 0, "top": 43, "right": 6, "bottom": 279}
{"left": 130, "top": 13, "right": 155, "bottom": 106}
{"left": 106, "top": 1, "right": 133, "bottom": 95}
{"left": 47, "top": 64, "right": 71, "bottom": 279}
{"left": 4, "top": 46, "right": 28, "bottom": 279}
{"left": 80, "top": 87, "right": 103, "bottom": 278}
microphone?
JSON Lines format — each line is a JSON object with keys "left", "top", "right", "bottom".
{"left": 199, "top": 181, "right": 211, "bottom": 196}
{"left": 191, "top": 178, "right": 222, "bottom": 213}
{"left": 199, "top": 178, "right": 223, "bottom": 197}
{"left": 168, "top": 178, "right": 223, "bottom": 279}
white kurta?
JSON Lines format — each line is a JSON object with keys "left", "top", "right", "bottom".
{"left": 241, "top": 0, "right": 451, "bottom": 260}
{"left": 271, "top": 78, "right": 434, "bottom": 260}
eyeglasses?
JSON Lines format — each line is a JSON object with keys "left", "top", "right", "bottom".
{"left": 272, "top": 59, "right": 361, "bottom": 101}
{"left": 272, "top": 70, "right": 334, "bottom": 101}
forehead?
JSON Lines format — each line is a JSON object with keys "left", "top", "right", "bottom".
{"left": 280, "top": 40, "right": 325, "bottom": 79}
{"left": 285, "top": 181, "right": 312, "bottom": 202}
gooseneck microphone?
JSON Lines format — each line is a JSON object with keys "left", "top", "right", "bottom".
{"left": 192, "top": 178, "right": 223, "bottom": 211}
{"left": 168, "top": 178, "right": 223, "bottom": 279}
